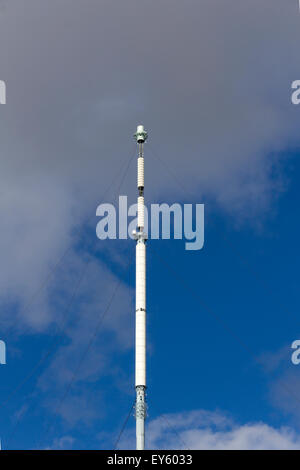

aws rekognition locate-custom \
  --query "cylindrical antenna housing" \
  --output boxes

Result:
[134,125,148,144]
[137,157,144,190]
[137,196,145,230]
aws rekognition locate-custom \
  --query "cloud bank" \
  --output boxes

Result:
[0,0,299,331]
[119,409,300,450]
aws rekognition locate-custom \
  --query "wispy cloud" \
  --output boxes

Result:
[120,409,300,450]
[257,342,300,425]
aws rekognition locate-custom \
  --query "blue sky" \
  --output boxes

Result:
[1,0,300,450]
[1,148,300,449]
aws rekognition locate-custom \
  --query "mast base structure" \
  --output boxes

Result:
[133,125,148,451]
[135,385,146,450]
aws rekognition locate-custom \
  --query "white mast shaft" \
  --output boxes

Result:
[133,126,148,451]
[135,242,146,386]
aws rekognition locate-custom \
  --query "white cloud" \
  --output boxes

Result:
[0,0,299,332]
[120,409,300,450]
[257,344,300,423]
[34,255,134,424]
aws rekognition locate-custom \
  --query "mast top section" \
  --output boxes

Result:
[134,125,148,143]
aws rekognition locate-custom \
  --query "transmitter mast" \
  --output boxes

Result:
[133,125,148,450]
